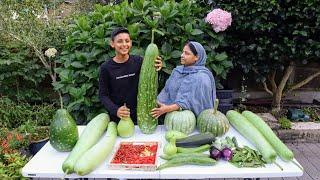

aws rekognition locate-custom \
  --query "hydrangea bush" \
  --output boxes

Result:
[205,8,232,33]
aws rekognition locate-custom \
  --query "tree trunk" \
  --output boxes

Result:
[261,62,294,112]
[272,90,282,112]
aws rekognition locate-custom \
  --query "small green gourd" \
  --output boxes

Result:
[117,116,135,138]
[163,138,177,156]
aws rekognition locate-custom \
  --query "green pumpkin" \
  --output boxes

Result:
[164,110,196,134]
[49,109,79,152]
[197,99,230,136]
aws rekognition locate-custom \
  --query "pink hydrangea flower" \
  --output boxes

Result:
[205,8,232,33]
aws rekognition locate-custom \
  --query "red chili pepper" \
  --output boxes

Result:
[111,143,158,164]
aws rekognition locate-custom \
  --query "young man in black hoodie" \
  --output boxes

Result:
[99,27,162,124]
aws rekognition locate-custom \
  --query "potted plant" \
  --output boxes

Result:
[0,128,27,155]
[17,121,49,156]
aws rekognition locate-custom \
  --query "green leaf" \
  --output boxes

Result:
[71,62,84,68]
[210,64,224,75]
[215,53,228,62]
[91,12,104,23]
[191,29,203,35]
[94,25,105,38]
[143,16,158,28]
[153,0,164,7]
[76,16,90,31]
[221,60,233,68]
[154,29,165,36]
[293,30,308,36]
[69,87,86,99]
[170,50,181,58]
[160,3,171,18]
[161,42,172,56]
[59,69,73,82]
[52,82,64,91]
[128,23,140,39]
[75,52,89,62]
[185,23,193,33]
[132,0,144,10]
[67,98,84,112]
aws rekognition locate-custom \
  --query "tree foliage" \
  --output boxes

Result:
[54,0,232,122]
[0,0,68,103]
[213,0,320,110]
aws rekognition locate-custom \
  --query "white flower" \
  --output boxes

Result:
[11,11,19,20]
[45,48,58,58]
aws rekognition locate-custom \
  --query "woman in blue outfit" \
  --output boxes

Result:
[151,41,216,118]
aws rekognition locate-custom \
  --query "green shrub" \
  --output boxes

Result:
[0,153,29,179]
[278,117,292,130]
[0,0,69,103]
[303,107,320,122]
[0,40,47,102]
[213,0,320,110]
[0,97,57,129]
[55,0,232,122]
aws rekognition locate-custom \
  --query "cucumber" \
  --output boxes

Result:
[165,130,187,142]
[177,144,211,153]
[242,111,294,161]
[157,156,216,170]
[226,110,277,163]
[62,113,110,174]
[74,122,117,176]
[176,133,215,147]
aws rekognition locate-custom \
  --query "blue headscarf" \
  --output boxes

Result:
[157,41,216,116]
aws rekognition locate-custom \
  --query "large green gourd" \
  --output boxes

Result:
[197,99,230,136]
[164,110,196,134]
[137,30,159,134]
[62,113,109,174]
[49,109,78,152]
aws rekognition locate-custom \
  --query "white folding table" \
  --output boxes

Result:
[22,125,303,179]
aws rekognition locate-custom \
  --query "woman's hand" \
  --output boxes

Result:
[154,56,162,71]
[151,102,168,119]
[117,105,130,119]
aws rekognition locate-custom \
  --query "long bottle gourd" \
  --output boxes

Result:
[137,29,159,134]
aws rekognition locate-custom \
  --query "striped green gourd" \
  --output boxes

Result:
[137,30,159,134]
[164,110,196,134]
[197,99,230,136]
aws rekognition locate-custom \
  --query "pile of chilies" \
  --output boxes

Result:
[111,144,158,164]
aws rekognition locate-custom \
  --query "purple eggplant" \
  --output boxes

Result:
[209,146,222,160]
[221,147,233,161]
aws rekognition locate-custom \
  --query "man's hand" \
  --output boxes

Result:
[151,101,168,119]
[154,56,162,71]
[117,105,130,119]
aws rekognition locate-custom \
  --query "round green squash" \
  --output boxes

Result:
[49,109,79,152]
[197,99,230,136]
[164,110,196,134]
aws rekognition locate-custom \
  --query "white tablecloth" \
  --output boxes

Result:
[22,125,303,179]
